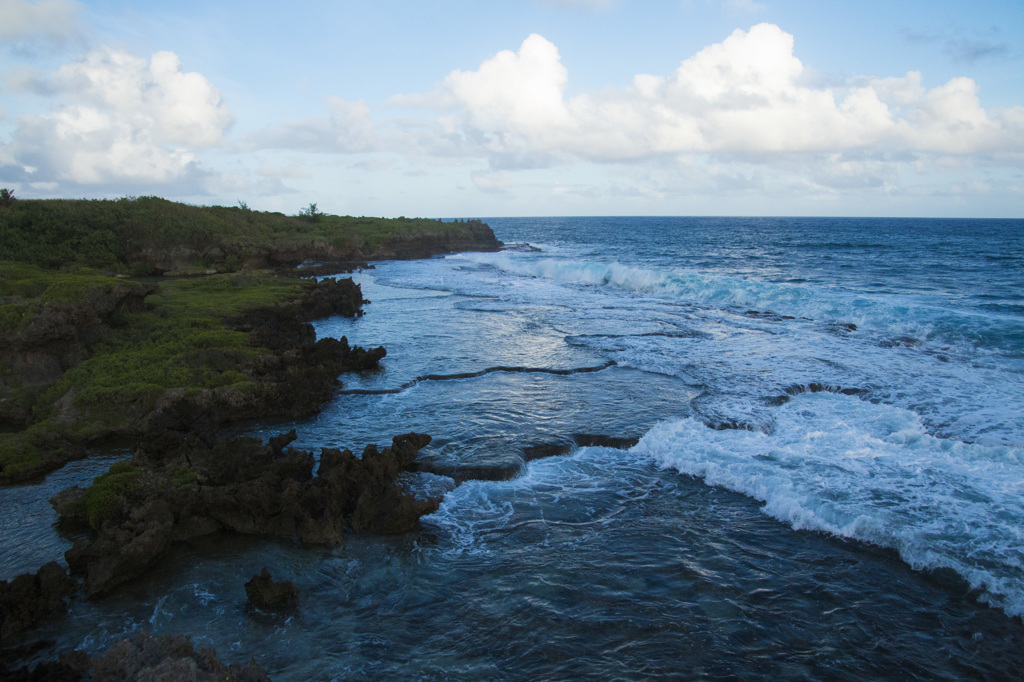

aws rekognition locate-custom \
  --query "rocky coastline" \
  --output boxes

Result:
[0,204,503,677]
[141,218,501,275]
[0,274,385,483]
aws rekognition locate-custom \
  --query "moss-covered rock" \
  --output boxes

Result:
[1,271,375,483]
[59,431,437,596]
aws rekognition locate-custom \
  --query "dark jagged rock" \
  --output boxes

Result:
[523,435,639,464]
[522,442,573,462]
[90,632,269,682]
[744,309,796,321]
[827,321,858,333]
[0,562,77,644]
[783,382,866,396]
[297,262,375,277]
[881,336,921,348]
[573,434,640,450]
[234,277,368,351]
[706,420,761,432]
[58,432,437,596]
[245,568,298,612]
[49,486,88,529]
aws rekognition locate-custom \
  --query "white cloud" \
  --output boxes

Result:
[445,34,572,139]
[417,25,1024,164]
[0,0,82,42]
[4,47,232,186]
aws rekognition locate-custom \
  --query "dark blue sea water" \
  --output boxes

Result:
[3,217,1024,679]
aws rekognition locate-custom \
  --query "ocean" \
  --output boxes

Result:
[4,216,1024,679]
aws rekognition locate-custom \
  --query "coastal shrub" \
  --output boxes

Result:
[170,465,199,491]
[0,197,483,270]
[25,273,303,431]
[84,489,119,530]
[0,423,75,482]
[0,435,41,482]
[82,461,142,529]
[0,303,26,333]
[0,262,133,305]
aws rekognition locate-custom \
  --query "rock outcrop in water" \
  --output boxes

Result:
[0,562,76,645]
[90,632,270,681]
[56,431,437,596]
[245,568,298,612]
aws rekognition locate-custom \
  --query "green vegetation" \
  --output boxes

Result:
[80,275,293,411]
[35,273,302,428]
[0,262,125,300]
[0,195,484,270]
[81,460,142,529]
[169,464,199,491]
[1,268,315,480]
[299,202,321,222]
[0,422,76,481]
[1,196,493,483]
[0,263,151,334]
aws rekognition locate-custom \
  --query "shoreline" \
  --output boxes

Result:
[0,199,502,676]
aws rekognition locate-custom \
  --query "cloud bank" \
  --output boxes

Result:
[3,47,233,188]
[2,19,1022,212]
[417,24,1024,166]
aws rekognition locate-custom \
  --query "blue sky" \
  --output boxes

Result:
[1,0,1022,217]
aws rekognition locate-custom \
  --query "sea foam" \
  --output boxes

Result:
[633,391,1024,617]
[459,252,1024,356]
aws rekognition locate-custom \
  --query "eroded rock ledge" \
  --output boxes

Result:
[53,431,437,596]
[1,632,270,681]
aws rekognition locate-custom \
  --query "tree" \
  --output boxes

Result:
[299,202,321,222]
[0,188,15,207]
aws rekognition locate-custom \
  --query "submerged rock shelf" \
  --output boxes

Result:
[338,360,618,395]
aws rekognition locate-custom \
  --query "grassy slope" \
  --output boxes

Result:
[1,196,481,482]
[1,267,313,481]
[0,196,485,271]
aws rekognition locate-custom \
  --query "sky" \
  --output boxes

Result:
[1,0,1022,218]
